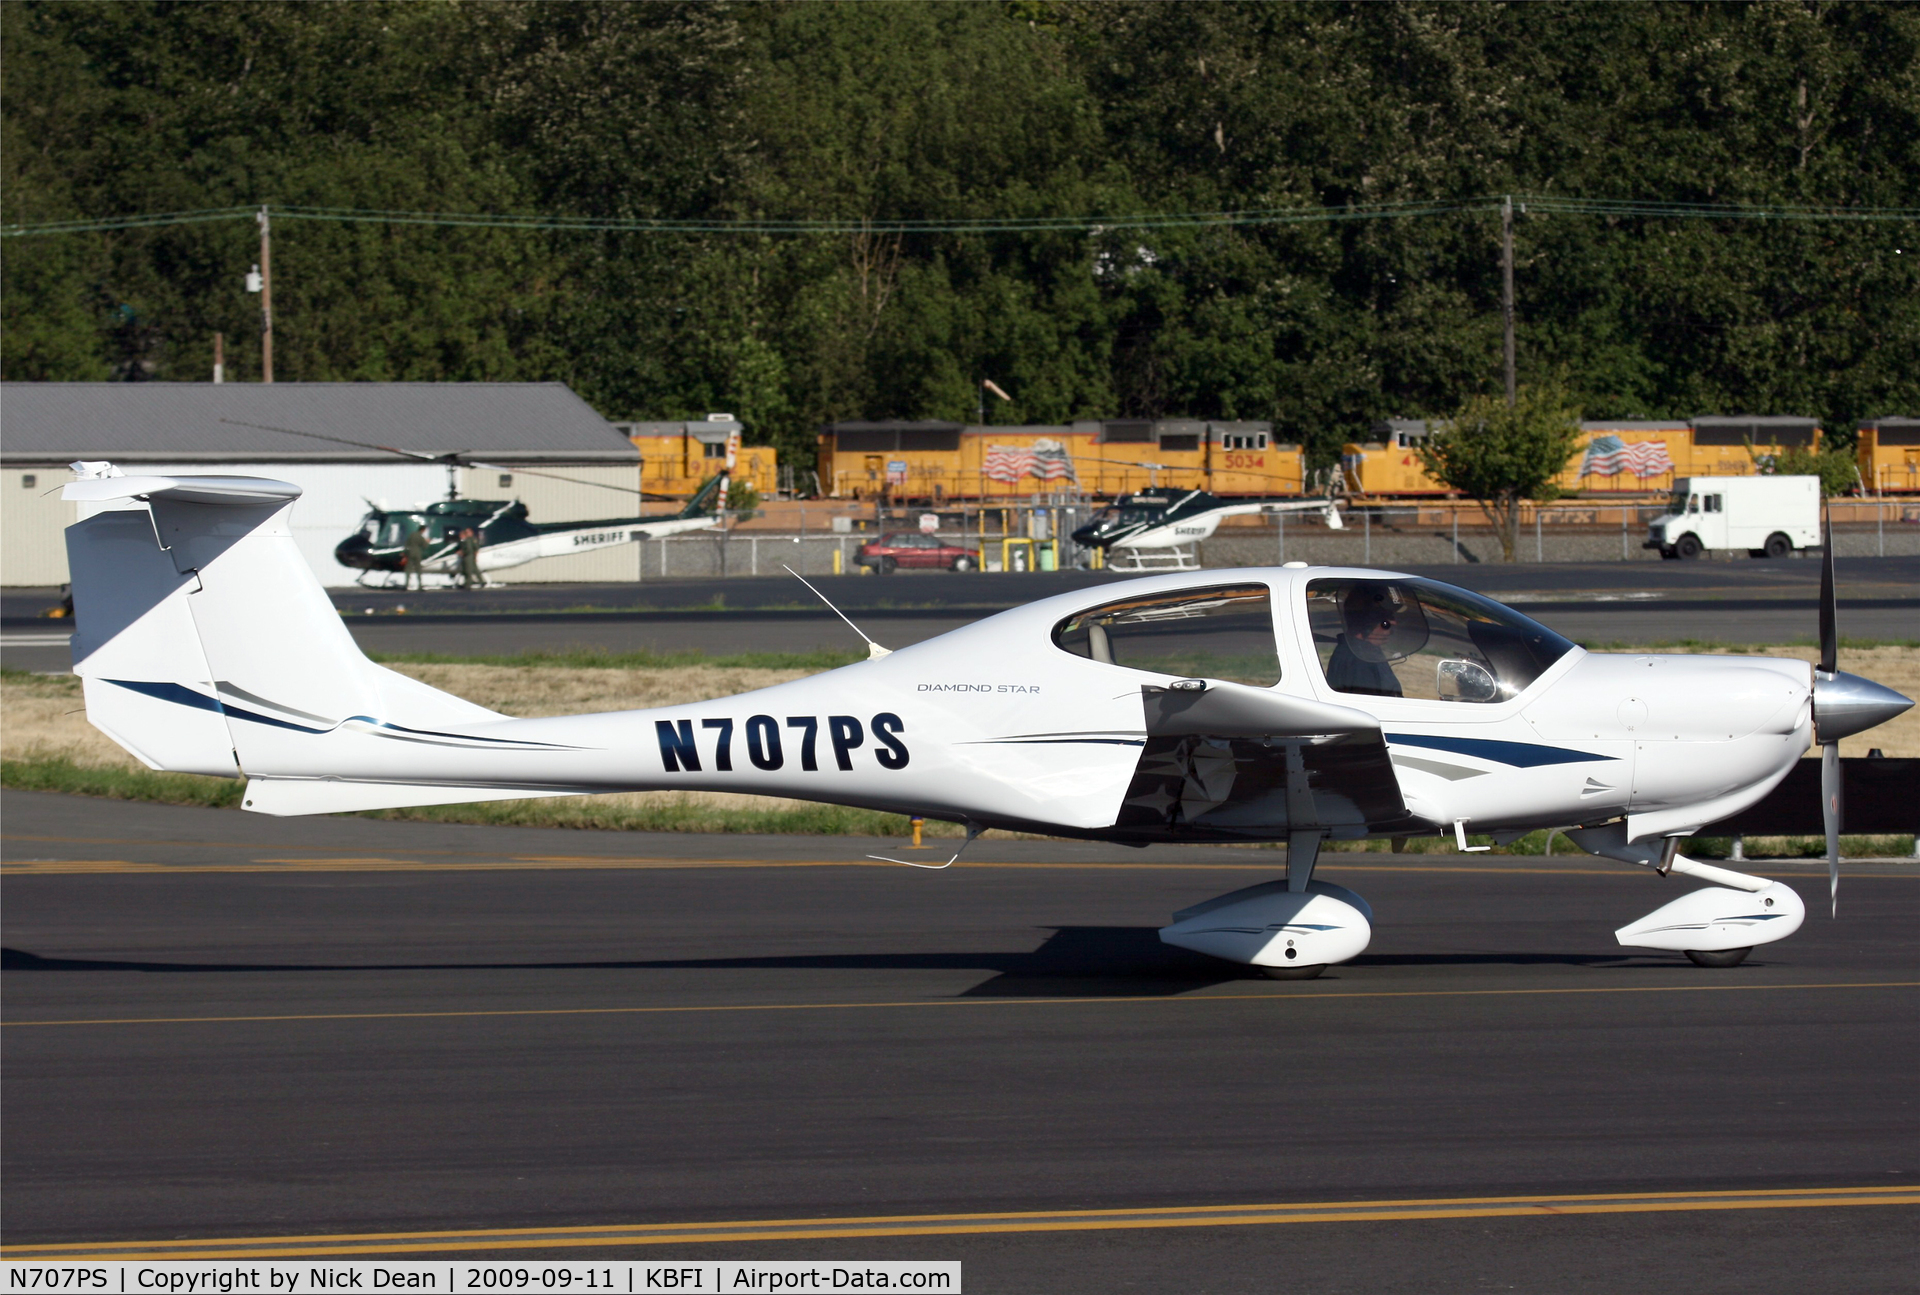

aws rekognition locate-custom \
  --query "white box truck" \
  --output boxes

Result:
[1643,475,1822,560]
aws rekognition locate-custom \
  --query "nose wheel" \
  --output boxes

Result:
[1261,963,1329,980]
[1684,947,1752,968]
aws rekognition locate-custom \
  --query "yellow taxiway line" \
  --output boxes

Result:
[6,1186,1917,1259]
[5,981,1914,1029]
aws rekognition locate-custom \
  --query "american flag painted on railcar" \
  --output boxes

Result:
[984,438,1076,483]
[1580,435,1675,479]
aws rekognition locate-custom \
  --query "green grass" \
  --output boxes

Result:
[0,757,245,808]
[366,646,865,671]
[8,756,1905,855]
[0,755,925,835]
[1320,828,1913,857]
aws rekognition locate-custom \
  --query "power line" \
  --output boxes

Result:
[4,195,1915,239]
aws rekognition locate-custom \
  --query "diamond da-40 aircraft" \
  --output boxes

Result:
[61,466,1911,976]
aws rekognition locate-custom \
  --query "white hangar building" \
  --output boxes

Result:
[1,382,647,587]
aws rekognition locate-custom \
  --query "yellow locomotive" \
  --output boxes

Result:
[816,420,1314,501]
[1339,416,1823,498]
[1857,418,1920,494]
[620,415,779,499]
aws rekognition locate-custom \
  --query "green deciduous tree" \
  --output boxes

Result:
[1417,385,1583,561]
[4,1,1917,481]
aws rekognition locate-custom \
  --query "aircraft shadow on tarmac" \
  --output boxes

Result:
[3,928,1648,997]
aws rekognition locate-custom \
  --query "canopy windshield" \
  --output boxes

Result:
[1055,583,1280,685]
[1305,577,1574,703]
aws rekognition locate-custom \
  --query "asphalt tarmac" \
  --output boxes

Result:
[4,790,1917,1288]
[5,557,1917,670]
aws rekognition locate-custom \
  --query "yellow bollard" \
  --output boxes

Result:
[911,817,925,848]
[832,547,843,575]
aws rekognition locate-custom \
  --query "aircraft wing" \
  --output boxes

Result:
[1115,680,1414,839]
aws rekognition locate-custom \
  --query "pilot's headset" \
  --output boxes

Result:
[1341,582,1430,663]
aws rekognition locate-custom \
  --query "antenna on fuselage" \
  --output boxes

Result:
[781,564,890,660]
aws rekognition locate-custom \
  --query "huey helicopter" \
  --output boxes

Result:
[220,418,730,586]
[58,463,1912,977]
[1072,487,1344,571]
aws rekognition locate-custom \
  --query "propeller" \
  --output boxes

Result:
[1817,504,1840,916]
[1807,512,1915,917]
[219,418,677,503]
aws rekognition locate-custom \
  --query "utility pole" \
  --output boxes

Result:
[257,206,273,383]
[1501,195,1515,407]
[213,332,225,384]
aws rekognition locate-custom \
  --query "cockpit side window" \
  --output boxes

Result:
[1305,577,1574,703]
[1053,583,1280,685]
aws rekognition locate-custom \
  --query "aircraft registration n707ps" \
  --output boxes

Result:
[60,464,1911,977]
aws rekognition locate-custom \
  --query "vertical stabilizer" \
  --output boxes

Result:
[63,470,507,786]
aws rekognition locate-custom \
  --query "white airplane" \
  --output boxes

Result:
[60,467,1910,976]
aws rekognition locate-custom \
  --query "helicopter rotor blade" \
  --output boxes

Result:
[224,418,673,502]
[220,418,445,464]
[458,458,671,502]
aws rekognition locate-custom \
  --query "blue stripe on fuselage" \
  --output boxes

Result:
[1384,732,1613,768]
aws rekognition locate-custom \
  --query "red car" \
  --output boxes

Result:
[855,532,980,573]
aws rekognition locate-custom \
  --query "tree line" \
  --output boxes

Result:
[3,0,1916,475]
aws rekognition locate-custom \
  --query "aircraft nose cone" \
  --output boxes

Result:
[1813,669,1915,743]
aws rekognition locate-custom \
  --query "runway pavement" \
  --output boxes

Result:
[5,557,1917,670]
[4,790,1917,1288]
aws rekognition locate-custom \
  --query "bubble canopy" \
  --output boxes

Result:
[1305,577,1576,703]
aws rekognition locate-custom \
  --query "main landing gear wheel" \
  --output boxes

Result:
[1685,947,1752,968]
[1675,533,1704,560]
[1261,963,1328,980]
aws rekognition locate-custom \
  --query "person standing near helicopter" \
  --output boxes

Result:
[403,522,432,592]
[457,527,483,589]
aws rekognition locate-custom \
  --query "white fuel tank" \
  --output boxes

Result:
[1159,879,1373,969]
[1614,882,1804,952]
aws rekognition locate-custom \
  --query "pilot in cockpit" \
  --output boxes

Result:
[1325,584,1407,697]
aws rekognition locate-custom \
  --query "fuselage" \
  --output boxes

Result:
[221,566,1815,844]
[334,500,718,574]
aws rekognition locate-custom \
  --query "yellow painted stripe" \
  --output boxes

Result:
[5,980,1913,1029]
[6,1186,1916,1259]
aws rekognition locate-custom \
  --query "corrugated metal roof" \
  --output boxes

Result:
[0,382,638,464]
